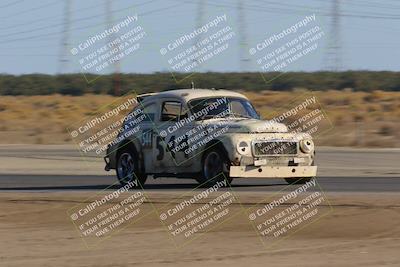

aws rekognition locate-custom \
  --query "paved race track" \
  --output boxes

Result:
[0,174,399,192]
[0,146,399,192]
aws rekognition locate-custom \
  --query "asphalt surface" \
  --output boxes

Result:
[1,145,399,192]
[0,174,399,192]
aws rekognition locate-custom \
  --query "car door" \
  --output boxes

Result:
[153,99,192,170]
[136,101,158,173]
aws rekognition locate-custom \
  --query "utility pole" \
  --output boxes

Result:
[106,0,120,96]
[237,0,250,72]
[193,0,206,67]
[58,0,72,73]
[326,0,342,71]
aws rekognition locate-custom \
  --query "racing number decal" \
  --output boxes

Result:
[141,129,153,148]
[156,134,189,161]
[155,135,174,160]
[156,136,164,160]
[167,135,176,159]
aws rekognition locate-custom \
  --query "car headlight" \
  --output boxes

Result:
[237,141,251,155]
[300,139,314,153]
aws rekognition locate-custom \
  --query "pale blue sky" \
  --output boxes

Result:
[0,0,399,74]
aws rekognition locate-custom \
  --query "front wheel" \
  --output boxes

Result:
[196,147,232,187]
[116,146,146,188]
[284,177,314,185]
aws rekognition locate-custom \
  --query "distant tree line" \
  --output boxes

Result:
[1,71,400,95]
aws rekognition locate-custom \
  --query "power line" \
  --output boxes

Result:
[3,0,400,41]
[0,1,105,30]
[319,0,400,10]
[0,0,155,32]
[181,0,400,20]
[0,0,158,39]
[0,0,59,20]
[0,0,24,9]
[0,2,180,44]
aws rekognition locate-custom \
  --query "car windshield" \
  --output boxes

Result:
[188,97,260,120]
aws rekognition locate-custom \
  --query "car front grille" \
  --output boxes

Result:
[253,141,298,156]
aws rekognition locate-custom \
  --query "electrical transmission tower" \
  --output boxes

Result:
[106,0,120,96]
[237,0,250,72]
[326,0,342,71]
[193,0,206,68]
[58,0,72,73]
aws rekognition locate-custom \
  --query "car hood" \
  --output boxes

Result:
[200,119,288,133]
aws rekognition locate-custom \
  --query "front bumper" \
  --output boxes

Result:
[230,165,317,178]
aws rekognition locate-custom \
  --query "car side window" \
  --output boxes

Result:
[230,100,248,115]
[161,101,182,122]
[142,102,156,121]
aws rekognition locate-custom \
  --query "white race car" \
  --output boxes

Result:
[104,89,317,187]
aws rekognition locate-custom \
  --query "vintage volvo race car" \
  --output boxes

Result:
[104,89,317,187]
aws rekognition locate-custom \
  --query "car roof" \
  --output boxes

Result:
[138,89,248,104]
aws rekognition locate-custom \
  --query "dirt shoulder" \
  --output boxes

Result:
[0,192,399,267]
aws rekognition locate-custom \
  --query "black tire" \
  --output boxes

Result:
[196,146,232,187]
[284,177,314,185]
[116,145,147,188]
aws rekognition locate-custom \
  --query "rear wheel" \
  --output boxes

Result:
[196,146,232,187]
[116,146,146,188]
[284,177,314,185]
